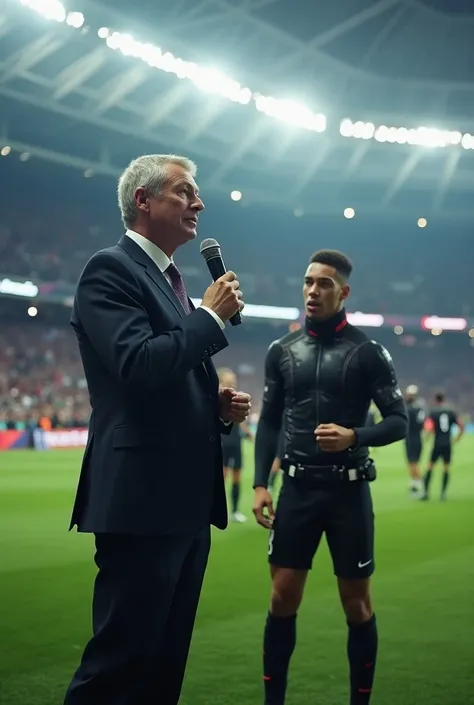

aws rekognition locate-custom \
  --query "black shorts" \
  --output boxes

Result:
[430,445,451,465]
[222,443,242,470]
[268,474,375,579]
[405,439,422,463]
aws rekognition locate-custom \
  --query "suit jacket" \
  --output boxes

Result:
[69,234,230,535]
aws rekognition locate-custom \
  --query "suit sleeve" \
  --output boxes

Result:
[353,341,408,448]
[254,341,285,488]
[73,252,228,391]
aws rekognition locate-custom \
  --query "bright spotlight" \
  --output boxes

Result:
[230,190,242,202]
[1,146,11,156]
[98,27,109,39]
[344,207,355,219]
[66,11,84,28]
[394,325,404,335]
[469,328,474,338]
[27,306,38,317]
[417,217,427,228]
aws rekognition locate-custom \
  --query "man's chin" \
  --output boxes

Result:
[180,225,197,241]
[305,306,324,320]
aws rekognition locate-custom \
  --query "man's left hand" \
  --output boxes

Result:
[219,387,252,424]
[315,424,356,452]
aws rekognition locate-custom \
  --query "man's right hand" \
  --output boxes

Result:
[252,487,275,529]
[201,272,244,322]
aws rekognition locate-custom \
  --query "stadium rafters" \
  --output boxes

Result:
[0,0,473,219]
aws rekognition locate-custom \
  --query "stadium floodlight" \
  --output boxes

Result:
[191,300,300,321]
[422,316,467,331]
[230,190,242,202]
[18,0,67,23]
[0,278,39,297]
[1,146,11,156]
[346,313,384,328]
[98,29,326,129]
[461,133,474,149]
[343,207,355,219]
[14,3,326,131]
[27,306,38,317]
[254,95,326,132]
[394,326,404,335]
[340,119,474,150]
[417,217,427,228]
[66,11,84,29]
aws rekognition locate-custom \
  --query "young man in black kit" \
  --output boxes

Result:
[404,384,426,496]
[421,392,464,501]
[252,250,408,705]
[219,368,254,522]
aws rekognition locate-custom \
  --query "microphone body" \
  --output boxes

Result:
[200,239,242,327]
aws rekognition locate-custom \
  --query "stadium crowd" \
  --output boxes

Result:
[1,201,473,317]
[1,320,473,429]
[1,190,473,428]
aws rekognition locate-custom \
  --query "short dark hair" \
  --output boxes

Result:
[435,392,445,403]
[310,249,353,281]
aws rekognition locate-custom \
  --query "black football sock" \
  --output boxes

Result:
[441,471,450,496]
[347,614,378,705]
[423,469,433,495]
[263,612,296,705]
[231,483,240,513]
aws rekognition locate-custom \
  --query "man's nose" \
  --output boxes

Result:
[192,196,205,212]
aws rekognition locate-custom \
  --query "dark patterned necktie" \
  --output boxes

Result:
[166,262,191,314]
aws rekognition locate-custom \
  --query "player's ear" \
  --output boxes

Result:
[341,283,350,302]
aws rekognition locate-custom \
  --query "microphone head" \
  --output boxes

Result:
[200,238,221,261]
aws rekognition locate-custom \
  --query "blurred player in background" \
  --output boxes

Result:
[404,385,425,496]
[421,392,464,501]
[219,368,254,522]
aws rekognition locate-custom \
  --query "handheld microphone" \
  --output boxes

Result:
[200,238,242,327]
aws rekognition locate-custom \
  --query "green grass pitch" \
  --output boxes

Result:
[0,439,473,705]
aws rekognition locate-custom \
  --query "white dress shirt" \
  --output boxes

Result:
[125,229,224,330]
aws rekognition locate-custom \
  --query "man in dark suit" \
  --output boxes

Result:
[63,154,251,705]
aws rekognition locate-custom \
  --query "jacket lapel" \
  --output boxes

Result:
[118,235,184,319]
[118,236,218,391]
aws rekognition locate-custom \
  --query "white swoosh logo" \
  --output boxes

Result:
[358,560,372,568]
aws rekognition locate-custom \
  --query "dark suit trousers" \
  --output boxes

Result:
[64,528,211,705]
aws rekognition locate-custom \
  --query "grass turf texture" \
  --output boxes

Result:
[0,440,473,705]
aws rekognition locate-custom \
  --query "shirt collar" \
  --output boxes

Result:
[125,229,172,273]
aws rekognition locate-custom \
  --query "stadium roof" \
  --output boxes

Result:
[1,0,473,219]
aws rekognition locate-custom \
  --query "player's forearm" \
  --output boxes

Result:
[354,411,407,448]
[254,416,280,488]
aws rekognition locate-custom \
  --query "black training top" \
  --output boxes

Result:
[254,309,408,488]
[429,406,459,448]
[406,400,426,443]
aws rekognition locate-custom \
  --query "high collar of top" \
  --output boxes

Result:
[305,308,347,339]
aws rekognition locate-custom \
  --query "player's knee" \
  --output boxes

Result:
[342,596,372,625]
[270,572,306,617]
